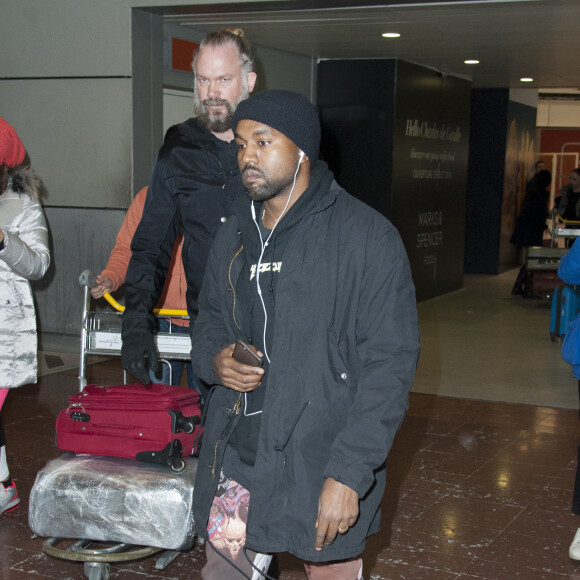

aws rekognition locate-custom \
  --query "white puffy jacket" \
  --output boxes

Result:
[0,169,50,388]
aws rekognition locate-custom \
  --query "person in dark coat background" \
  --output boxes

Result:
[191,90,420,579]
[558,168,580,224]
[510,169,552,248]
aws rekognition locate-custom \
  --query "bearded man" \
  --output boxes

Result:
[121,29,257,388]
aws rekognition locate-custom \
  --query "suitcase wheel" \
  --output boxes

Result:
[169,457,186,473]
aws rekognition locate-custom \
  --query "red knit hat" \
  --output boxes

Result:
[0,117,26,168]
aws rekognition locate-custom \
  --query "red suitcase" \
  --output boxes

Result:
[56,384,202,472]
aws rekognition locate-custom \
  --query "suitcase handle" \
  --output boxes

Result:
[66,402,86,413]
[169,410,201,434]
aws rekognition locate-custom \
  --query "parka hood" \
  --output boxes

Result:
[7,166,42,201]
[231,160,338,237]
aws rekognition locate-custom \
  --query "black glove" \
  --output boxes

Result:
[121,332,160,385]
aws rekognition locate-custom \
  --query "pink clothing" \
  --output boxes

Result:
[0,389,8,410]
[101,187,188,326]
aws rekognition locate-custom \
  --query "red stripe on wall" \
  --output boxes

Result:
[172,38,199,73]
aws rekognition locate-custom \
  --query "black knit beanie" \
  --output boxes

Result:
[232,90,321,162]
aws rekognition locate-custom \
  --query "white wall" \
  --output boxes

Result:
[509,88,538,108]
[537,100,580,127]
[0,1,317,335]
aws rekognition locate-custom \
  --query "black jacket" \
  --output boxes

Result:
[122,118,241,336]
[191,161,421,561]
[510,184,549,247]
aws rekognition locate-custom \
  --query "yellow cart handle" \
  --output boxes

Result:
[102,292,188,317]
[556,216,580,227]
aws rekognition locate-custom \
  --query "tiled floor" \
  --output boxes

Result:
[3,362,580,579]
[2,271,580,579]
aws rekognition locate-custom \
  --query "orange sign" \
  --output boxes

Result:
[172,38,199,72]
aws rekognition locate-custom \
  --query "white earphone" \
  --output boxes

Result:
[245,147,305,418]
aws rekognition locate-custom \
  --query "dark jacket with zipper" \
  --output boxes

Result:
[191,161,420,562]
[122,118,241,337]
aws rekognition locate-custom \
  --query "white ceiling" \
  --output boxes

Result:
[162,0,580,92]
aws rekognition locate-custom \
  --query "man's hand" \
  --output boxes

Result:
[121,332,160,385]
[90,275,114,299]
[214,343,264,392]
[314,478,359,551]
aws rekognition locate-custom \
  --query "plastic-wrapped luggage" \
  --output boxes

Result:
[28,454,197,550]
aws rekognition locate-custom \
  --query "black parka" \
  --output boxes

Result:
[123,118,240,337]
[191,161,420,561]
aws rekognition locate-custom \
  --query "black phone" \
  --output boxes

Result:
[232,339,263,367]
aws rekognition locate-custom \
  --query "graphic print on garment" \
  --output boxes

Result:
[250,261,282,281]
[207,475,250,561]
[206,474,273,579]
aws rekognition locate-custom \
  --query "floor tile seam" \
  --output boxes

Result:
[374,554,474,576]
[386,503,434,527]
[484,457,578,470]
[114,567,172,579]
[404,512,519,538]
[486,504,528,538]
[470,553,573,576]
[408,490,524,532]
[422,447,524,463]
[469,454,561,473]
[457,454,494,478]
[2,543,43,555]
[478,532,569,576]
[459,562,570,579]
[489,432,576,466]
[444,487,547,510]
[463,436,546,475]
[6,415,57,429]
[5,549,54,571]
[384,549,485,578]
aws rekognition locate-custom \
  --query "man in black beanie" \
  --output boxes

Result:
[191,90,420,579]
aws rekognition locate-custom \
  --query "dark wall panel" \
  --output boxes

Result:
[392,61,471,301]
[464,89,509,274]
[318,60,396,219]
[317,59,471,302]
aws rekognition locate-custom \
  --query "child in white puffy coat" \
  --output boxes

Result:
[0,117,50,515]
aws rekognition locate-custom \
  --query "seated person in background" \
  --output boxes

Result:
[558,168,580,224]
[510,169,551,248]
[91,186,201,396]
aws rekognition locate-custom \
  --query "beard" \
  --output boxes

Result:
[242,165,296,202]
[193,86,249,134]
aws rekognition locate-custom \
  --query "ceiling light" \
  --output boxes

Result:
[520,77,534,82]
[464,60,479,65]
[382,32,401,38]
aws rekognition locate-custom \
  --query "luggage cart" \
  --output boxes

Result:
[551,211,580,248]
[33,272,198,580]
[77,270,192,390]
